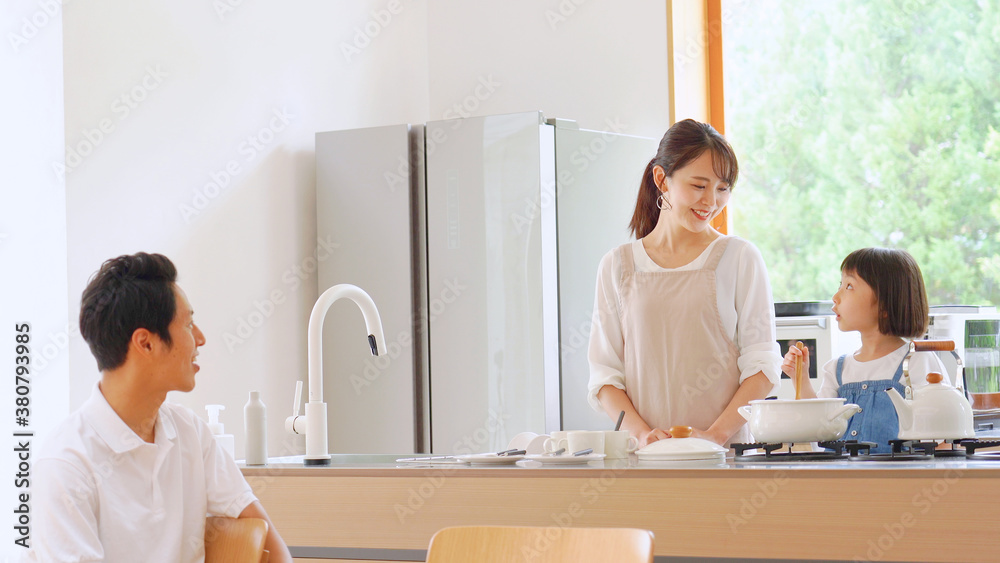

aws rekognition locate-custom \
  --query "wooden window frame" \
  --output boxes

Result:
[667,0,729,234]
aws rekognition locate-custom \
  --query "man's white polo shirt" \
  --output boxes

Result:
[25,384,257,562]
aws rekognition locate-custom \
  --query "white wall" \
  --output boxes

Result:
[62,0,430,461]
[53,1,669,461]
[426,1,669,138]
[0,0,69,555]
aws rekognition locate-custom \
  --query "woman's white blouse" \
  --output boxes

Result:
[587,236,782,412]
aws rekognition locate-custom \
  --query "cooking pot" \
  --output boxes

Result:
[635,426,728,462]
[738,398,861,443]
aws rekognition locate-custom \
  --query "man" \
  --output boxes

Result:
[27,252,292,562]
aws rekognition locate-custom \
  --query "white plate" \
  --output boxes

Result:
[637,451,726,462]
[455,453,525,465]
[524,453,605,465]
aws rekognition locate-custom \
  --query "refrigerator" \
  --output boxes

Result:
[316,111,657,454]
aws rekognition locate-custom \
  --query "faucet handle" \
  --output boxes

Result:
[292,380,303,416]
[286,380,306,435]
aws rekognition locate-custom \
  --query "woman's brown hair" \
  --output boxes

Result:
[629,119,739,239]
[841,248,930,338]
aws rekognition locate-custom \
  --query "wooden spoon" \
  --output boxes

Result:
[794,341,806,400]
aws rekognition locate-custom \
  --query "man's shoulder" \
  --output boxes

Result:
[36,410,100,474]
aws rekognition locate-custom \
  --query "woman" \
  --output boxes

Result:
[587,119,781,447]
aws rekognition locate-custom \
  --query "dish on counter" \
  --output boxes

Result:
[636,451,726,463]
[634,426,728,462]
[507,432,551,455]
[455,453,525,465]
[524,453,605,465]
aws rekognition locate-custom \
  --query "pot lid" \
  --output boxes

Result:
[636,426,728,460]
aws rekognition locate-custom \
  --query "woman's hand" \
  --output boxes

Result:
[688,427,725,445]
[638,428,671,448]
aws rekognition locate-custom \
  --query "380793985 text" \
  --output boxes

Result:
[14,323,33,549]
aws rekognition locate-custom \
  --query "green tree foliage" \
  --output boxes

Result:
[723,0,1000,306]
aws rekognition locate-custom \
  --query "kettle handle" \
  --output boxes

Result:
[912,340,955,352]
[738,405,752,421]
[905,340,963,397]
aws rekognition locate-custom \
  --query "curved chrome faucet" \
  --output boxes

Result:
[286,284,386,465]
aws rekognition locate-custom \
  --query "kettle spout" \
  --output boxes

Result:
[885,387,913,431]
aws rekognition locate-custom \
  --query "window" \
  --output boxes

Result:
[723,0,1000,306]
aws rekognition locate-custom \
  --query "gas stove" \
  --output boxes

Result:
[730,439,1000,463]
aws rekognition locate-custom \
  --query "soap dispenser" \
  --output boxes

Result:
[205,405,235,459]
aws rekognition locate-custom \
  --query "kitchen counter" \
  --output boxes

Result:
[242,455,1000,562]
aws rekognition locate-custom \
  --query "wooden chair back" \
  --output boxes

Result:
[425,525,654,562]
[204,517,270,563]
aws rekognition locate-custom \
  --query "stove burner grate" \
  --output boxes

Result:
[847,440,935,461]
[731,441,858,462]
[732,439,1000,462]
[847,439,993,461]
[958,439,1000,461]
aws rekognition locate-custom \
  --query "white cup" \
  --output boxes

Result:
[506,432,538,452]
[543,431,569,453]
[524,434,549,455]
[603,430,639,459]
[567,430,605,456]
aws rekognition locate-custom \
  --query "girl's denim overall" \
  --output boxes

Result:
[836,354,907,454]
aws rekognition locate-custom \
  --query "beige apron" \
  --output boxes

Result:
[618,237,749,446]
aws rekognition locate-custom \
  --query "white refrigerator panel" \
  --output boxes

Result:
[315,124,426,454]
[554,124,658,432]
[426,112,557,453]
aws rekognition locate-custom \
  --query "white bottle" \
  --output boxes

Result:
[244,391,267,466]
[205,405,235,459]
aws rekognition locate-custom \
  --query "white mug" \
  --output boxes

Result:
[524,434,550,455]
[543,431,569,454]
[603,430,639,459]
[567,430,605,456]
[506,431,539,452]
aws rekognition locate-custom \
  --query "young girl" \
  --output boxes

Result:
[783,248,946,453]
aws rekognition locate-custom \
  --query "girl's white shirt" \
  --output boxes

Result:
[587,236,782,412]
[815,341,949,399]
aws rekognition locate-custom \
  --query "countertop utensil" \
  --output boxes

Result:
[614,410,625,431]
[573,448,593,456]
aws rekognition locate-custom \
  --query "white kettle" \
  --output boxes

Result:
[885,372,975,440]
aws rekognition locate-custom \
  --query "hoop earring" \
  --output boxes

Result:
[656,192,672,211]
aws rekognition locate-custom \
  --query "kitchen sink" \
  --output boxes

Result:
[260,454,418,466]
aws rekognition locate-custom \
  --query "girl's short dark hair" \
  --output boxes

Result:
[629,119,739,239]
[841,248,929,338]
[79,252,178,371]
